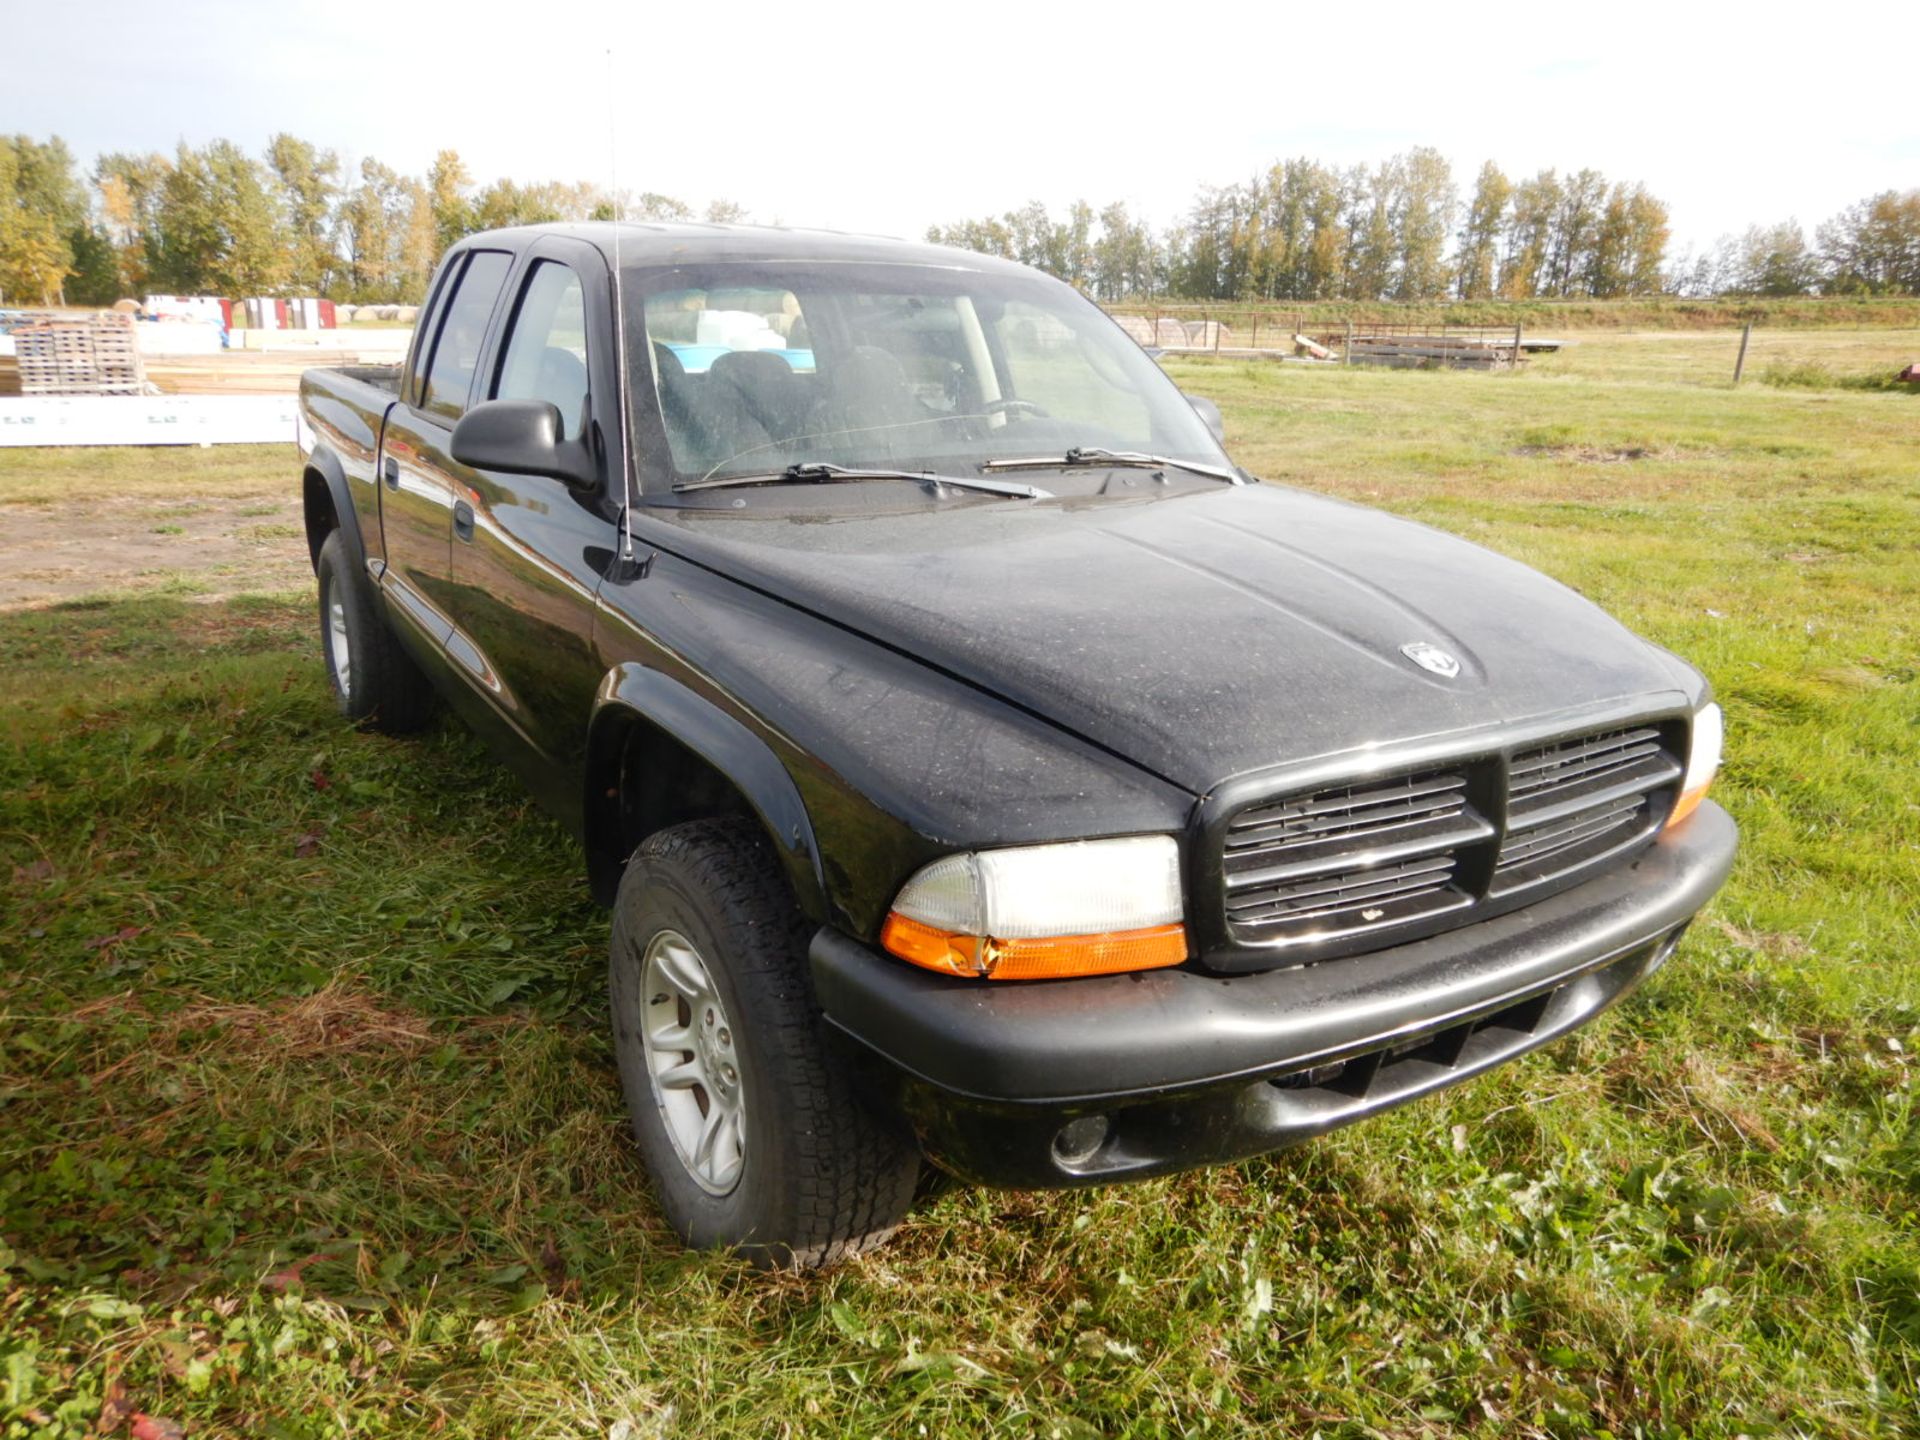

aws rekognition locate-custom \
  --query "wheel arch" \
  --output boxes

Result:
[302,447,363,576]
[585,665,829,921]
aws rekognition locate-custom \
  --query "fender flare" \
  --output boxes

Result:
[586,664,829,921]
[301,444,366,576]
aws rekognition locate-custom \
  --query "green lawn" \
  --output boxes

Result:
[2,342,1917,1437]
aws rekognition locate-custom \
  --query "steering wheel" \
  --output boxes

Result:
[982,397,1050,420]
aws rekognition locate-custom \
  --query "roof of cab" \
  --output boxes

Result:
[448,221,1031,275]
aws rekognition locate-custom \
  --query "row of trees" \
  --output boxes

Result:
[1669,192,1920,297]
[4,132,1918,307]
[0,133,741,306]
[929,151,1920,304]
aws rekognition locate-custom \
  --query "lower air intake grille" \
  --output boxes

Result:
[1492,726,1683,895]
[1222,769,1492,946]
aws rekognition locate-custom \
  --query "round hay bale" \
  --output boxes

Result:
[393,306,418,323]
[111,298,142,315]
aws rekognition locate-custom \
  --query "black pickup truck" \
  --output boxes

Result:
[296,223,1735,1267]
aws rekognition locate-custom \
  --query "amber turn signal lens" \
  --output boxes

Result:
[1665,703,1723,831]
[880,912,1189,981]
[1667,782,1712,829]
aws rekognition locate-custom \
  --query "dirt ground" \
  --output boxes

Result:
[0,451,313,609]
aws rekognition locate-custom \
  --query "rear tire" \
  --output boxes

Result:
[609,818,921,1268]
[315,529,433,733]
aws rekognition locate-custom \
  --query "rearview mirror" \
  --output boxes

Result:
[1185,393,1226,447]
[450,400,598,491]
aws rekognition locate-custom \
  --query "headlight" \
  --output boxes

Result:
[1667,702,1723,829]
[880,835,1187,981]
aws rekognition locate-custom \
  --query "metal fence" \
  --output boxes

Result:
[1099,305,1543,370]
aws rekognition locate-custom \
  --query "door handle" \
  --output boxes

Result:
[453,499,475,542]
[382,457,400,489]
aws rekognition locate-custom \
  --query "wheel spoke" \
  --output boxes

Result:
[716,1109,743,1170]
[652,942,710,1006]
[655,1058,704,1091]
[693,1101,726,1168]
[646,1021,693,1050]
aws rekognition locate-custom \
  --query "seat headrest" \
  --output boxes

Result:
[708,349,795,390]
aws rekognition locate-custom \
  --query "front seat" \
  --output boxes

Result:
[707,350,804,442]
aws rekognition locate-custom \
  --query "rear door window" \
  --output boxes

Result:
[420,250,511,421]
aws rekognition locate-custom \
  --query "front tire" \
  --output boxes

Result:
[315,529,433,733]
[609,818,920,1268]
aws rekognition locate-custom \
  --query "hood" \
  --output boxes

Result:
[645,484,1696,795]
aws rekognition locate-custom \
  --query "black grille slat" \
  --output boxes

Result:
[1227,854,1457,920]
[1223,772,1489,893]
[1227,795,1462,851]
[1223,765,1483,945]
[1493,725,1681,895]
[1508,752,1679,827]
[1510,745,1661,800]
[1231,772,1467,832]
[1509,726,1661,784]
[1247,889,1472,932]
[1227,775,1468,853]
[1497,800,1643,866]
[1224,812,1493,888]
[1221,719,1684,954]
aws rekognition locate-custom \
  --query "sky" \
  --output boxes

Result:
[10,0,1917,256]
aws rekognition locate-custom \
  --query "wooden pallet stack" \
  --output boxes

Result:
[1346,332,1521,371]
[12,312,147,396]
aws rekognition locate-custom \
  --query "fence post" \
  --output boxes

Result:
[1733,322,1753,383]
[1513,322,1523,371]
[1213,310,1221,355]
[1344,318,1353,366]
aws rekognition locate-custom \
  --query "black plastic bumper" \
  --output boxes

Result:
[811,801,1737,1188]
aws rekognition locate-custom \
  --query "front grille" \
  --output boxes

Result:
[1493,727,1682,895]
[1223,769,1491,946]
[1219,718,1684,955]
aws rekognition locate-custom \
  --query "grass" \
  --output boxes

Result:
[0,447,291,507]
[2,333,1918,1437]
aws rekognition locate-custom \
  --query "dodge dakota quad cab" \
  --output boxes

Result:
[296,223,1736,1268]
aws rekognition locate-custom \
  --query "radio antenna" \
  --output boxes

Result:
[607,46,635,564]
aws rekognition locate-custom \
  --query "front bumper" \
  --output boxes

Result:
[812,801,1737,1187]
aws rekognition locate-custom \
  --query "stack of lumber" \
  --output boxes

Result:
[3,343,406,397]
[142,349,376,396]
[1347,333,1521,370]
[11,312,146,395]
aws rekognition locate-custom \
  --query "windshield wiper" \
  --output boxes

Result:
[980,447,1244,484]
[674,462,1052,499]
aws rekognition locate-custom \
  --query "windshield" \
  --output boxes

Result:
[625,261,1228,493]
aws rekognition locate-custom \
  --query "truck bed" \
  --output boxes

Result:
[329,364,403,395]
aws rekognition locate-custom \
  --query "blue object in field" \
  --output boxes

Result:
[666,343,814,375]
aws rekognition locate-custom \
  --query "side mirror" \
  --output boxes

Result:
[1185,393,1227,447]
[450,399,598,491]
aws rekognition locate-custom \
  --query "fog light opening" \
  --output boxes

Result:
[1051,1114,1112,1169]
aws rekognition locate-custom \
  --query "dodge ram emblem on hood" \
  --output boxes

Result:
[1400,641,1461,678]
